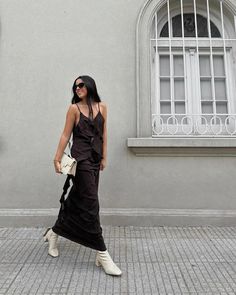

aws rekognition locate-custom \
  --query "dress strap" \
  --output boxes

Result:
[75,103,81,113]
[98,102,100,112]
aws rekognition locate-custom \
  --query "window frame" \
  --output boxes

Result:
[151,3,236,137]
[151,46,235,137]
[127,0,236,155]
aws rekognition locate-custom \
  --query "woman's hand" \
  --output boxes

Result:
[54,160,62,174]
[100,158,107,171]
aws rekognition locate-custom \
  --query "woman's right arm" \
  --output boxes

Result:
[53,104,77,173]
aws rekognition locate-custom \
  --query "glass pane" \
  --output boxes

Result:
[201,115,213,124]
[174,79,185,100]
[175,102,185,114]
[201,102,213,114]
[198,15,220,37]
[172,14,196,37]
[216,102,228,114]
[160,22,169,37]
[199,56,211,76]
[161,115,171,124]
[160,78,170,100]
[174,55,184,76]
[210,21,221,38]
[172,14,184,37]
[213,56,225,76]
[200,79,212,100]
[160,14,221,38]
[160,102,171,114]
[215,79,226,100]
[160,56,170,76]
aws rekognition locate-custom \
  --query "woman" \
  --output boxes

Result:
[43,75,122,276]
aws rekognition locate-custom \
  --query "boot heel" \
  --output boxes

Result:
[95,256,101,267]
[43,228,50,242]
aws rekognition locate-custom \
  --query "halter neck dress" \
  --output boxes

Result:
[52,102,107,251]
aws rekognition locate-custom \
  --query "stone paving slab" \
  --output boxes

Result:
[0,226,236,294]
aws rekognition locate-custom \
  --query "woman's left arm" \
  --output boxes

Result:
[100,102,107,170]
[53,104,76,173]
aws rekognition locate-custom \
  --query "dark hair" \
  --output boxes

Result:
[71,75,101,120]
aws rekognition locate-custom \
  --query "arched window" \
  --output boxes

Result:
[150,0,236,136]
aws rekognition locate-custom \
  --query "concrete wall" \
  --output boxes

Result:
[1,0,236,226]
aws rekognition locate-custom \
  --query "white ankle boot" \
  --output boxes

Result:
[95,250,122,276]
[43,228,59,257]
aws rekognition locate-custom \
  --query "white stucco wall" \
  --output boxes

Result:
[1,0,236,226]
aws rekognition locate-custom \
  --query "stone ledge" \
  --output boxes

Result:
[127,137,236,156]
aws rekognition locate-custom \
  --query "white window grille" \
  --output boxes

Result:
[151,0,236,137]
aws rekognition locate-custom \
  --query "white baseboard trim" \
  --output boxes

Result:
[1,208,236,217]
[100,208,236,217]
[0,208,59,216]
[0,208,236,227]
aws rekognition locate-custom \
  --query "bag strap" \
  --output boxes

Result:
[68,140,72,152]
[64,133,73,157]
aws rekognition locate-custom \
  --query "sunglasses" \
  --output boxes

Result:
[75,82,85,89]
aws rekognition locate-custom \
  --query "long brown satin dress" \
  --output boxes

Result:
[52,102,107,251]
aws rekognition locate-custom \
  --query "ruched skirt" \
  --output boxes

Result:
[52,159,107,251]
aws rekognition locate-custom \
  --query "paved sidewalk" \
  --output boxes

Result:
[0,226,236,294]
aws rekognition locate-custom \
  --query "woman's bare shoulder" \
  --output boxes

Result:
[99,101,107,121]
[99,101,107,109]
[68,103,78,112]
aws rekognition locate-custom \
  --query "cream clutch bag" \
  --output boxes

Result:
[60,153,77,176]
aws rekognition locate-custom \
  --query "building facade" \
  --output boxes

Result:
[1,0,236,226]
